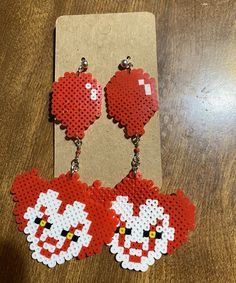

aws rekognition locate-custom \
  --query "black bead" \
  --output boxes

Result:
[115,227,120,233]
[34,217,41,224]
[156,232,162,239]
[72,235,79,242]
[61,230,68,237]
[45,222,52,229]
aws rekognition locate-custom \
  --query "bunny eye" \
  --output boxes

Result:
[115,226,132,235]
[143,230,162,239]
[34,217,52,229]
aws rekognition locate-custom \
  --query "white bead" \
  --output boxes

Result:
[90,89,97,95]
[85,83,91,89]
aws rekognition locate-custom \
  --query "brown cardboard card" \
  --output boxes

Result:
[54,12,162,187]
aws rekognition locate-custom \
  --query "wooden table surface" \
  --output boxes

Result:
[0,1,235,282]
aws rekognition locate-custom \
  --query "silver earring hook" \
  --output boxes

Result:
[120,56,133,71]
[78,57,88,73]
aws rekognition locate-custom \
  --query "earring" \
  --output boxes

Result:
[11,58,118,268]
[90,57,195,272]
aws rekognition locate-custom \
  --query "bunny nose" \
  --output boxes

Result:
[130,242,142,249]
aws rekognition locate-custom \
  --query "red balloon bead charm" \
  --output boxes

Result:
[105,69,158,137]
[52,72,102,139]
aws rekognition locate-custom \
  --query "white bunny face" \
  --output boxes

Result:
[24,189,92,267]
[109,196,175,272]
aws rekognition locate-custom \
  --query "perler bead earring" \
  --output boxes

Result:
[11,58,118,268]
[90,57,196,272]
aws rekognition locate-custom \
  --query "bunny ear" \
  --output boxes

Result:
[11,169,48,231]
[158,190,195,254]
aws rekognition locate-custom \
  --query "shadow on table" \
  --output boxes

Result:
[0,240,29,283]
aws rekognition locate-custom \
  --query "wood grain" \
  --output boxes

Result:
[0,0,235,282]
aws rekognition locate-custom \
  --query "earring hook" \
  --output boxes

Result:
[78,57,88,73]
[119,56,133,71]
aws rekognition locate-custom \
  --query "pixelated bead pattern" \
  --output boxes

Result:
[11,169,118,267]
[52,72,102,139]
[105,69,158,137]
[90,171,195,272]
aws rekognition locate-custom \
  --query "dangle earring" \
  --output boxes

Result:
[91,57,195,272]
[11,58,118,268]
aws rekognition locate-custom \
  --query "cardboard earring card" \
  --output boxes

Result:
[54,12,162,188]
